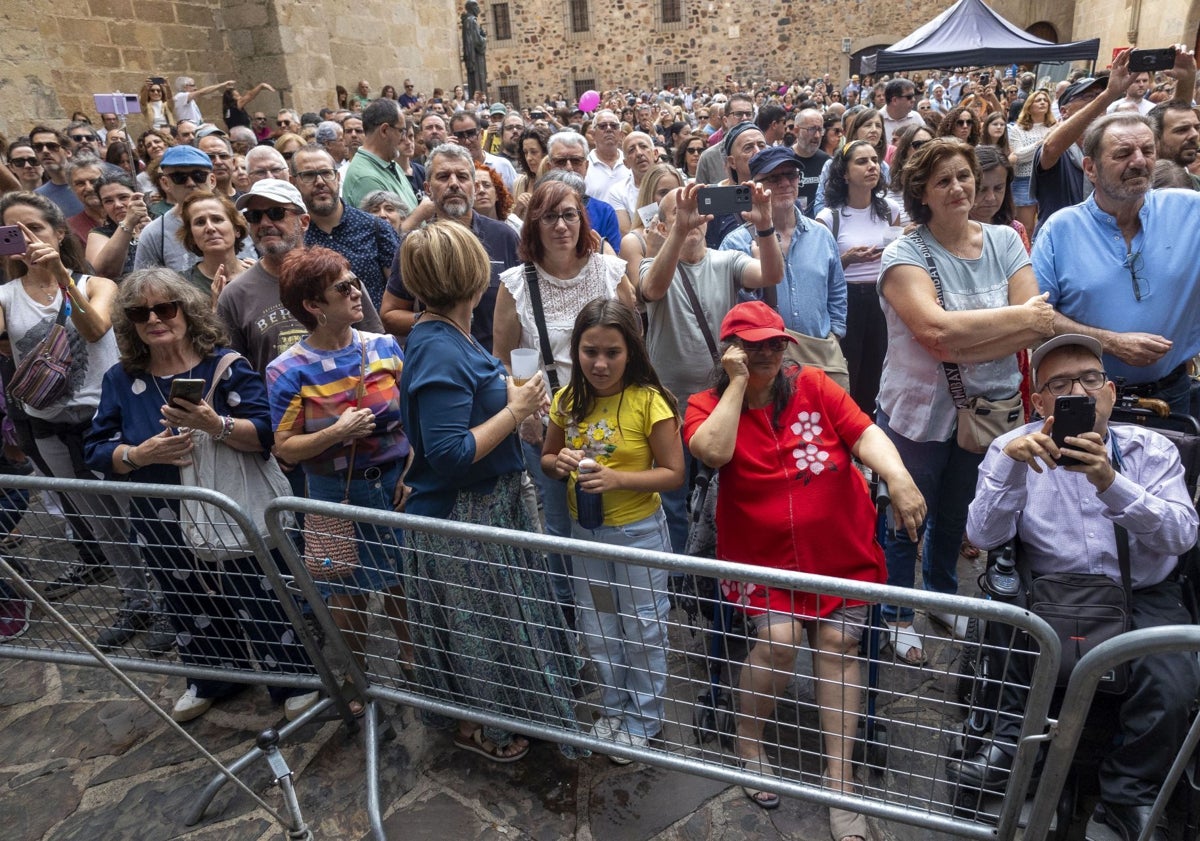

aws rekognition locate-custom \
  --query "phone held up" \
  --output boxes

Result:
[697,185,751,217]
[1051,394,1096,468]
[168,378,205,409]
[1128,47,1176,73]
[0,225,27,257]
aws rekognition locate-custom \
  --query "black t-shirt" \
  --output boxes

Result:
[797,150,830,218]
[223,95,250,129]
[1030,145,1086,236]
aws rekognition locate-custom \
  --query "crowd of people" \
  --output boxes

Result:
[1,47,1199,841]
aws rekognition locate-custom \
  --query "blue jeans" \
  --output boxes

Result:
[658,443,693,555]
[306,464,403,595]
[522,438,574,604]
[877,410,984,624]
[571,508,671,739]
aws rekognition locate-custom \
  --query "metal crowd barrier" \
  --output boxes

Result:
[264,495,1065,841]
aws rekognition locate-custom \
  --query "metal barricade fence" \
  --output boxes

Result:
[0,473,355,837]
[1025,625,1200,841]
[265,495,1065,841]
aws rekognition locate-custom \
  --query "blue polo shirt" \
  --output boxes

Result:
[387,211,519,352]
[304,202,400,311]
[1033,189,1200,385]
[586,196,622,254]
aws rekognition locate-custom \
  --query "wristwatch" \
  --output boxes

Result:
[121,446,140,470]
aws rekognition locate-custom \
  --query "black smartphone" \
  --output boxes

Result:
[168,378,205,408]
[0,225,26,257]
[1051,395,1096,467]
[697,185,752,217]
[150,76,167,85]
[1128,47,1176,72]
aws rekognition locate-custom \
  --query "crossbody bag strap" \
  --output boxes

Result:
[675,263,720,365]
[1111,434,1134,607]
[202,352,243,404]
[523,262,560,392]
[909,229,969,410]
[340,335,368,503]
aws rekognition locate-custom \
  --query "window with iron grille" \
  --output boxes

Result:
[492,3,512,41]
[569,0,589,33]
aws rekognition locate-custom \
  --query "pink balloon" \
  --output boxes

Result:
[579,90,600,112]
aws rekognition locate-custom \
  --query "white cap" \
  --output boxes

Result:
[234,179,307,213]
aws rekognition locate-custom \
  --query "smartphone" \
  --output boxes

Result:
[1128,47,1176,73]
[697,185,751,217]
[0,225,26,257]
[150,76,166,85]
[168,378,206,408]
[1051,395,1096,467]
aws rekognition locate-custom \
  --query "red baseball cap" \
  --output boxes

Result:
[719,301,797,344]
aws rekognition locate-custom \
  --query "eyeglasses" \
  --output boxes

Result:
[538,209,582,226]
[71,134,96,143]
[1125,251,1146,301]
[296,168,338,184]
[729,111,754,121]
[8,157,38,168]
[955,119,975,127]
[796,125,823,134]
[404,85,414,89]
[125,301,181,323]
[163,169,211,185]
[32,141,62,153]
[686,146,704,154]
[742,338,787,353]
[249,165,289,178]
[243,206,292,224]
[1040,370,1108,396]
[452,128,479,140]
[327,277,359,298]
[550,155,586,168]
[595,122,620,130]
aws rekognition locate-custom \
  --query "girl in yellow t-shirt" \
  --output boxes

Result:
[542,298,684,761]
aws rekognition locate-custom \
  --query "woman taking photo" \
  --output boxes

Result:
[684,301,923,833]
[139,79,175,131]
[222,82,275,131]
[399,221,581,762]
[877,139,1053,664]
[177,190,253,300]
[618,163,684,290]
[268,247,412,708]
[0,192,160,650]
[494,180,635,609]
[85,268,319,722]
[1006,89,1055,234]
[87,171,151,279]
[816,140,901,417]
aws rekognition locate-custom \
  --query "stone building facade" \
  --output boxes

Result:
[481,0,1199,107]
[0,0,460,138]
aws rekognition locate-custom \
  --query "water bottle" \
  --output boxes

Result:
[984,544,1022,600]
[575,458,605,529]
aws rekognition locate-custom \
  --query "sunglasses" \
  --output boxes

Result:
[595,122,620,130]
[910,139,929,150]
[742,338,787,353]
[164,170,210,185]
[686,146,704,154]
[9,157,38,168]
[452,128,480,140]
[327,278,359,298]
[243,206,291,224]
[956,119,975,127]
[32,141,62,153]
[71,134,96,143]
[125,301,181,323]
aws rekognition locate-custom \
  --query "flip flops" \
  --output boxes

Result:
[453,728,530,763]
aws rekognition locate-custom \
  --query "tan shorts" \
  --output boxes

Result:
[747,603,870,644]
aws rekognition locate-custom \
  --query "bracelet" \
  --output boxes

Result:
[119,221,132,234]
[503,405,520,431]
[211,415,235,442]
[121,446,141,470]
[755,226,776,238]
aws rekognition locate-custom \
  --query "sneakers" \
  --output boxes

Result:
[589,715,623,742]
[608,729,649,766]
[0,597,31,641]
[283,690,321,722]
[143,614,177,654]
[95,604,151,651]
[43,561,113,600]
[172,684,214,723]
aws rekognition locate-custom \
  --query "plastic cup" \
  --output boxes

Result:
[510,348,540,385]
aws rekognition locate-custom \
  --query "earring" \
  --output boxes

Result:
[317,312,328,326]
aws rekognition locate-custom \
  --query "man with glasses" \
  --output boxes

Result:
[790,108,830,216]
[341,98,417,211]
[398,79,420,111]
[245,146,291,185]
[482,103,508,155]
[544,131,621,253]
[955,333,1198,841]
[251,112,272,143]
[173,76,234,124]
[30,125,83,216]
[197,133,239,199]
[696,92,754,185]
[65,121,100,157]
[1034,111,1200,418]
[134,145,253,273]
[219,179,383,375]
[881,79,924,148]
[496,111,526,167]
[381,144,518,349]
[292,145,399,311]
[276,110,301,134]
[448,110,517,191]
[585,109,628,201]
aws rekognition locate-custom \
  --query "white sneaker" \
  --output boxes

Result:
[589,715,622,741]
[608,729,648,766]
[284,690,321,722]
[172,685,214,723]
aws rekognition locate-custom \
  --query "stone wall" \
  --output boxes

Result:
[0,0,460,140]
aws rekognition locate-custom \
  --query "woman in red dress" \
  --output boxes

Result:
[684,301,924,840]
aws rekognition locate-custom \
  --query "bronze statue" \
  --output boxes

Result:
[461,0,488,99]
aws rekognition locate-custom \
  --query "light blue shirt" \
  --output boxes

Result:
[1033,189,1200,385]
[719,206,847,339]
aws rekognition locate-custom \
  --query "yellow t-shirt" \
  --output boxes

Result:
[550,383,678,527]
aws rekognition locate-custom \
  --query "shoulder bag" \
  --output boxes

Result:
[909,230,1022,453]
[8,274,81,411]
[179,352,294,562]
[523,261,561,392]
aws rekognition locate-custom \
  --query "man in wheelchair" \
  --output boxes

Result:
[949,334,1200,841]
